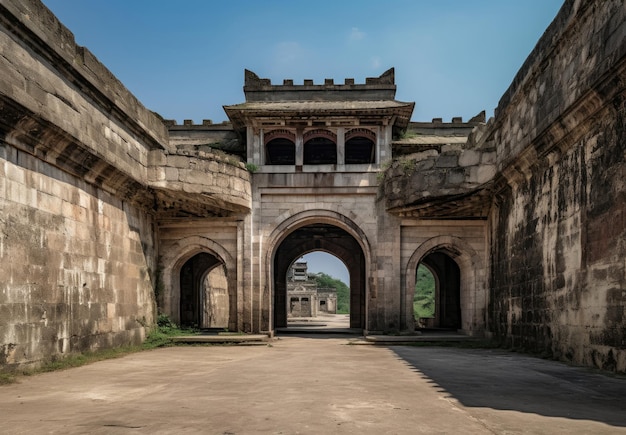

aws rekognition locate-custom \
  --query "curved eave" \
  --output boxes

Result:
[223,101,415,130]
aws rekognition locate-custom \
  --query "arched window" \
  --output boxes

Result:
[345,128,376,164]
[304,137,337,164]
[345,136,375,164]
[303,130,337,165]
[266,138,296,165]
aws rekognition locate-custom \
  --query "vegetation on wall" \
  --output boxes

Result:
[312,272,350,314]
[414,264,435,319]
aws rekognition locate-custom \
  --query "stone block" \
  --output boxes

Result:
[168,155,190,168]
[180,169,209,186]
[447,168,467,185]
[159,166,176,181]
[5,164,25,184]
[477,164,496,182]
[458,150,481,167]
[481,152,496,164]
[441,144,463,153]
[217,175,229,189]
[148,166,165,182]
[435,155,458,168]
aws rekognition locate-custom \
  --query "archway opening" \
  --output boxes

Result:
[415,252,461,330]
[285,251,351,329]
[414,264,436,323]
[180,252,229,329]
[274,224,365,330]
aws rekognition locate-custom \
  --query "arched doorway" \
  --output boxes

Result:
[273,224,365,329]
[405,235,486,334]
[285,252,351,328]
[415,252,461,330]
[180,252,229,329]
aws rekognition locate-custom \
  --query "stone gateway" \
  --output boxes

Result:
[0,0,625,373]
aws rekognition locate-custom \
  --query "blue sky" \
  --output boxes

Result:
[42,0,563,125]
[41,0,563,284]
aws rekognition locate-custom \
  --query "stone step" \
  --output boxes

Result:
[171,334,271,344]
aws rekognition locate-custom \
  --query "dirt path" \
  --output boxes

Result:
[2,337,625,434]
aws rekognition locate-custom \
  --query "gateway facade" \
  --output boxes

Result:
[1,0,625,373]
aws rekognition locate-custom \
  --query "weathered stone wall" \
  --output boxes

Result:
[0,0,166,371]
[0,0,254,372]
[489,0,626,372]
[380,118,493,219]
[0,145,157,370]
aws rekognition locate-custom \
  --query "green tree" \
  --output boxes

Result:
[312,272,350,314]
[414,264,435,319]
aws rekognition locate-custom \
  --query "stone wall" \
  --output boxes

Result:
[0,146,156,370]
[0,0,166,371]
[489,0,626,372]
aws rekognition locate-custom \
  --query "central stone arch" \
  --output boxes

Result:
[265,210,371,331]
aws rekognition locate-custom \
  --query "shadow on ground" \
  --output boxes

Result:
[389,346,626,428]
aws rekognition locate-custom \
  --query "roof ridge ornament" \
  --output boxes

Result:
[367,67,394,85]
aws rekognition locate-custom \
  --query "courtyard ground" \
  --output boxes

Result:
[1,335,626,434]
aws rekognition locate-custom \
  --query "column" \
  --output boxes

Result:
[337,127,345,166]
[295,127,304,167]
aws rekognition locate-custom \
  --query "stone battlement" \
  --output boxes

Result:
[164,119,233,128]
[243,68,397,102]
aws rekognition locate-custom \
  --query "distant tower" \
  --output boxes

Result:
[286,262,337,317]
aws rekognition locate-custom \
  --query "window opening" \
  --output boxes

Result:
[345,136,375,164]
[266,138,295,165]
[304,137,337,164]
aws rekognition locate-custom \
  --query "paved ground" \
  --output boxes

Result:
[2,336,626,434]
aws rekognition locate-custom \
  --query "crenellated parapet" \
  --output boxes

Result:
[243,68,397,102]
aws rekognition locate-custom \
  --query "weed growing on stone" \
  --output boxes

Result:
[399,157,416,175]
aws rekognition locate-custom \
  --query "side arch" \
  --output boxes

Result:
[160,236,237,329]
[404,235,486,335]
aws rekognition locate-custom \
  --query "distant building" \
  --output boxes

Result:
[287,262,337,317]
